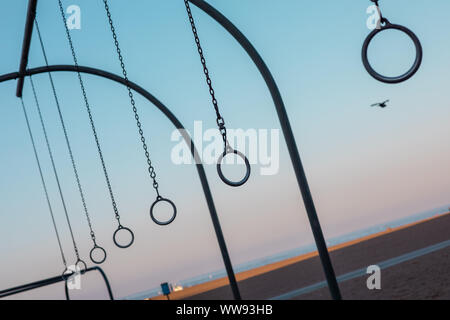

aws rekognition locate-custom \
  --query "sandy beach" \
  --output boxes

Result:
[150,212,450,300]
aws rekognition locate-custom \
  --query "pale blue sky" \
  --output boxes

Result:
[1,0,450,299]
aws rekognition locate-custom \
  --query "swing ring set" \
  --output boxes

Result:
[90,245,107,265]
[61,258,87,280]
[61,268,73,281]
[217,145,251,187]
[150,196,177,226]
[113,225,135,249]
[61,268,71,281]
[362,6,423,84]
[75,258,88,274]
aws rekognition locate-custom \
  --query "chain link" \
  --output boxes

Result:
[56,1,123,226]
[102,0,160,197]
[183,0,228,145]
[29,71,82,261]
[370,0,386,24]
[20,96,68,268]
[57,0,98,244]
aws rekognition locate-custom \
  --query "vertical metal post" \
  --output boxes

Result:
[16,0,37,98]
[194,160,241,299]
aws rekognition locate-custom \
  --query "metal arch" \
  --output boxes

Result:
[6,0,340,300]
[0,65,241,300]
[0,267,113,300]
[64,267,114,300]
[188,0,341,299]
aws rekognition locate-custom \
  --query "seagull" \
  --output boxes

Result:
[371,100,389,108]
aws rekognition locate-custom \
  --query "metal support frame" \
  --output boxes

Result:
[16,0,37,98]
[189,0,341,299]
[5,0,341,300]
[0,267,114,300]
[0,65,241,300]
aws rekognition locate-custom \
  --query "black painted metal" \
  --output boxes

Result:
[64,267,114,300]
[113,225,135,248]
[0,267,114,300]
[7,0,340,299]
[217,148,251,187]
[189,0,341,299]
[362,20,423,84]
[90,245,107,265]
[150,197,177,226]
[0,65,241,300]
[16,0,37,98]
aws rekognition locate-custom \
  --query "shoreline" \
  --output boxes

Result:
[148,211,450,300]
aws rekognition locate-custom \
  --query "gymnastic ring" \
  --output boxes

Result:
[113,225,135,249]
[75,259,88,274]
[90,245,107,264]
[217,147,251,187]
[150,196,177,226]
[61,267,72,281]
[362,19,422,84]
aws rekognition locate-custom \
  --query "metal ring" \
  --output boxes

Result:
[113,225,135,249]
[217,148,251,187]
[362,21,422,84]
[89,246,107,264]
[150,197,177,226]
[75,259,88,274]
[61,267,72,281]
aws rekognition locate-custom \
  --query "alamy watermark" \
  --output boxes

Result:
[171,121,280,176]
[64,264,82,290]
[366,265,381,290]
[366,4,382,30]
[66,5,81,30]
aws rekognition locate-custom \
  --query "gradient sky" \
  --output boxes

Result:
[1,0,450,299]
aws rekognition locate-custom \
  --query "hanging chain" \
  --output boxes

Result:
[20,96,68,268]
[370,0,386,24]
[102,0,160,197]
[54,3,123,227]
[29,74,81,261]
[183,0,228,147]
[41,3,97,245]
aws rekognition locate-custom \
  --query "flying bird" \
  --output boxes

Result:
[371,100,389,108]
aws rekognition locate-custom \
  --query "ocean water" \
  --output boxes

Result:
[124,204,450,300]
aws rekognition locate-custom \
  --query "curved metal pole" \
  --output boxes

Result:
[189,0,341,299]
[0,267,113,300]
[0,65,241,300]
[65,267,114,300]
